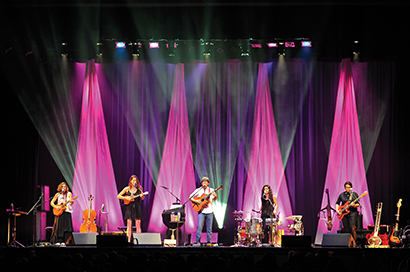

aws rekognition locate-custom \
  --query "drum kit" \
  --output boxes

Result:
[233,210,282,247]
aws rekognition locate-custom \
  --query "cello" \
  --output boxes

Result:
[80,195,97,233]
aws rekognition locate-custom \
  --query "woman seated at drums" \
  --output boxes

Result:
[256,185,278,244]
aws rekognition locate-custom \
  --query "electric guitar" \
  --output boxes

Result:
[337,191,368,220]
[368,202,383,246]
[123,191,148,205]
[53,195,78,216]
[389,199,403,247]
[192,185,223,212]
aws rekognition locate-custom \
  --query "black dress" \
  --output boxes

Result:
[123,188,142,220]
[261,197,276,243]
[50,193,74,244]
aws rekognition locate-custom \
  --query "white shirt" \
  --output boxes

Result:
[190,187,215,214]
[57,192,73,213]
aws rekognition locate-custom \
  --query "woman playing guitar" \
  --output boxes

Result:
[50,182,74,246]
[117,175,145,242]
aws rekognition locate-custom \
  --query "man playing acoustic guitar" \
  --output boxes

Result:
[335,181,360,246]
[190,177,218,245]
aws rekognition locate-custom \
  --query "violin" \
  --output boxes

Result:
[80,195,97,233]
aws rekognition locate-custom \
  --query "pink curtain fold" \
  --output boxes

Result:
[242,63,293,224]
[315,59,373,244]
[72,60,123,231]
[148,63,197,234]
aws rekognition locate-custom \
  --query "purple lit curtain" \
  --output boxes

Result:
[315,59,373,243]
[10,58,395,240]
[243,63,293,222]
[72,60,123,231]
[148,64,197,233]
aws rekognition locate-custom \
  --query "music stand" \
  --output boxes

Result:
[6,208,27,247]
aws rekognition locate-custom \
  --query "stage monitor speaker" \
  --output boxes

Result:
[321,233,352,247]
[97,234,128,247]
[281,235,311,248]
[73,232,97,245]
[132,233,162,246]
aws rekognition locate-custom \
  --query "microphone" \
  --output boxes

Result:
[160,185,168,189]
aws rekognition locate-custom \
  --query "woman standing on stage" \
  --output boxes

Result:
[117,175,145,242]
[50,182,74,247]
[258,185,278,244]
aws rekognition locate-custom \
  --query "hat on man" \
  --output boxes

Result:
[201,177,210,183]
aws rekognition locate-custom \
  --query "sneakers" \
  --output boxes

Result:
[55,243,61,246]
[61,243,66,247]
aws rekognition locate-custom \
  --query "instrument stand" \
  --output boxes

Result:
[6,204,28,247]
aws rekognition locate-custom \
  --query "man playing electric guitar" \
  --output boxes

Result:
[190,177,218,245]
[335,181,360,247]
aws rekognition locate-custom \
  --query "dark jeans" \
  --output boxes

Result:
[342,211,358,237]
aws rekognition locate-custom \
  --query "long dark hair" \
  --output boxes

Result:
[129,175,142,192]
[261,185,274,203]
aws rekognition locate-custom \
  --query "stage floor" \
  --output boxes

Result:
[1,244,410,272]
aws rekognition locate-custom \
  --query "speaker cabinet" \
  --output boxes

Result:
[322,233,352,247]
[281,235,311,248]
[73,232,97,245]
[97,234,128,247]
[132,233,162,246]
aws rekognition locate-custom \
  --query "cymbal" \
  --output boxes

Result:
[285,215,302,221]
[233,210,244,214]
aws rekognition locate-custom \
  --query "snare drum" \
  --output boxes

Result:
[246,218,262,234]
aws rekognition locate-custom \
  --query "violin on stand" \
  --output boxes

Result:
[80,195,97,233]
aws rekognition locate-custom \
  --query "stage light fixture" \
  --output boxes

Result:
[251,43,262,48]
[267,43,278,48]
[149,42,160,49]
[115,42,126,49]
[96,42,103,56]
[301,41,312,47]
[285,42,295,48]
[61,42,68,57]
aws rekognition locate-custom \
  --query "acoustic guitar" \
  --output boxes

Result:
[389,199,403,247]
[337,191,368,220]
[53,196,78,216]
[368,202,383,246]
[123,191,148,205]
[191,185,223,212]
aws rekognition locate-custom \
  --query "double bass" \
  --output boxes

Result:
[80,195,97,233]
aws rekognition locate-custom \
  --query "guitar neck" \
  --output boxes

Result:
[373,203,383,235]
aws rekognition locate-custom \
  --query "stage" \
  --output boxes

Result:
[1,242,410,272]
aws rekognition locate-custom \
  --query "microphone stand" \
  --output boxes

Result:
[27,193,53,246]
[161,186,181,204]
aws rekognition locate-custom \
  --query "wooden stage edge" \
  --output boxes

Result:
[2,244,410,272]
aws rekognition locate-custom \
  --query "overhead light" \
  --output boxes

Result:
[266,43,278,48]
[251,43,262,48]
[115,42,126,49]
[285,42,295,48]
[301,41,312,47]
[149,42,160,49]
